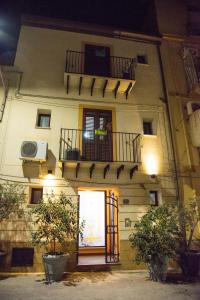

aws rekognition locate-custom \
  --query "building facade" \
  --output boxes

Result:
[0,15,176,272]
[155,0,200,222]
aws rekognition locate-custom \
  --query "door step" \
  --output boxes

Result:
[77,264,112,272]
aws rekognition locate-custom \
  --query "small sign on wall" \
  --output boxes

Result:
[123,199,130,205]
[125,218,132,227]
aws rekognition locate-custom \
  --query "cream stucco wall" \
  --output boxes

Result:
[0,21,177,271]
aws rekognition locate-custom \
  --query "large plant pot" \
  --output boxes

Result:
[0,250,6,265]
[43,253,69,282]
[180,251,200,278]
[148,256,168,282]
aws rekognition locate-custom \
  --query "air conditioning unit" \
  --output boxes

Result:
[20,141,48,161]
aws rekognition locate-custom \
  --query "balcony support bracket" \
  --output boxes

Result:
[114,81,120,99]
[102,79,108,97]
[103,164,110,179]
[76,162,80,178]
[130,165,138,179]
[79,76,83,95]
[117,164,124,179]
[66,75,70,94]
[91,78,95,96]
[62,162,65,178]
[125,82,132,99]
[90,163,95,178]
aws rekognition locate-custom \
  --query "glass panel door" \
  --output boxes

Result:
[82,108,113,161]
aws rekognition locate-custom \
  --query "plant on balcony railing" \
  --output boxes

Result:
[183,47,200,93]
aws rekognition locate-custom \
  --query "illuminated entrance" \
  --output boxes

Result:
[79,191,105,247]
[78,190,119,265]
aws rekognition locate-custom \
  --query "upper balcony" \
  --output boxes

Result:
[59,128,141,179]
[64,48,136,99]
[183,47,200,95]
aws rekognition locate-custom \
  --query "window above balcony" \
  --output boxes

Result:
[64,45,136,99]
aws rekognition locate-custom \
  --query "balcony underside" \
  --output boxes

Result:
[59,160,139,180]
[64,73,136,99]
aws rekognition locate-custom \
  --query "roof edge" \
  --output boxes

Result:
[21,14,161,44]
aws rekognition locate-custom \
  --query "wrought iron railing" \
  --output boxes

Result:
[59,128,141,163]
[65,50,136,80]
[183,47,200,93]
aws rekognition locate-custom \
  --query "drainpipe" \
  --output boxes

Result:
[157,43,186,247]
[156,44,181,204]
[0,66,8,122]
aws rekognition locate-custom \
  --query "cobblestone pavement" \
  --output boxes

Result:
[0,272,200,300]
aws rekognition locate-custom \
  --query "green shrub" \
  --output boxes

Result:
[129,206,180,277]
[0,182,25,222]
[30,192,84,254]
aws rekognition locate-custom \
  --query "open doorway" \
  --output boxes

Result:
[78,190,119,266]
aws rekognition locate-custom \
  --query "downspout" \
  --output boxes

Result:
[156,44,181,202]
[0,67,8,122]
[157,43,186,246]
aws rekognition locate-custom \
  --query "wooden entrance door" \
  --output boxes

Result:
[82,108,112,161]
[84,44,110,77]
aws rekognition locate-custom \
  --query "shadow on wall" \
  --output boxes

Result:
[22,150,56,178]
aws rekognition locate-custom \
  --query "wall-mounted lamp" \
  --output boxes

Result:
[150,174,157,179]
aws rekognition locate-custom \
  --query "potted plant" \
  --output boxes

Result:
[30,192,84,282]
[178,199,200,278]
[0,182,25,263]
[129,206,180,282]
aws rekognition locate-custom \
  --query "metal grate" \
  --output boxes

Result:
[11,247,34,267]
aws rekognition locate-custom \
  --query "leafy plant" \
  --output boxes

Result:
[129,206,180,281]
[30,192,84,254]
[0,182,25,222]
[179,199,200,251]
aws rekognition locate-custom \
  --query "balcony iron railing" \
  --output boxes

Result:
[59,129,141,163]
[65,50,136,80]
[183,47,200,93]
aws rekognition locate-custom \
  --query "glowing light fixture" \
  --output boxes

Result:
[43,171,55,189]
[144,153,158,175]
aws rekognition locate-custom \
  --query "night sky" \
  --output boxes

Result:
[0,0,157,65]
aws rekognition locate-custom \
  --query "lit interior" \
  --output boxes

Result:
[78,190,105,247]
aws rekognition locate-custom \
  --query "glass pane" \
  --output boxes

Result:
[84,116,94,139]
[39,115,50,127]
[143,122,152,135]
[149,191,158,206]
[95,48,106,57]
[79,191,105,247]
[31,189,43,204]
